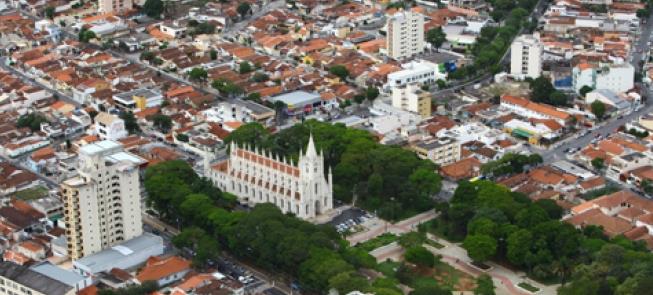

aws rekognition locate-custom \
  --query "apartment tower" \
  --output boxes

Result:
[392,83,432,118]
[386,10,425,60]
[510,34,543,80]
[98,0,133,13]
[61,141,143,260]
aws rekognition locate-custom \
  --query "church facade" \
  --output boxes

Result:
[209,136,333,219]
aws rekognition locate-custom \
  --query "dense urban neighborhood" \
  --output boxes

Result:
[1,0,653,294]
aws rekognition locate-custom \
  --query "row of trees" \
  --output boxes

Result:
[449,0,538,80]
[480,153,543,179]
[144,160,391,294]
[224,120,442,220]
[435,180,653,291]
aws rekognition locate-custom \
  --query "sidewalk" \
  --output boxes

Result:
[426,234,559,295]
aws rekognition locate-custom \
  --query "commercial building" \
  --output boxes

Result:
[73,233,165,276]
[391,83,432,118]
[98,0,132,13]
[573,63,635,94]
[112,89,163,111]
[510,34,543,80]
[386,60,446,88]
[210,136,333,219]
[268,91,325,115]
[585,89,637,113]
[95,112,128,141]
[0,261,77,295]
[500,95,571,126]
[386,10,425,60]
[61,140,145,260]
[412,138,462,165]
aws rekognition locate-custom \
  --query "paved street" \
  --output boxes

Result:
[538,11,653,163]
[0,57,79,106]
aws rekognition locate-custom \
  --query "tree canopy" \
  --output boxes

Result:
[426,28,447,51]
[142,0,164,18]
[329,65,350,80]
[225,120,442,220]
[17,113,47,132]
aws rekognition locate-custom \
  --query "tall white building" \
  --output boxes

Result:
[98,0,133,13]
[392,83,432,118]
[386,11,425,60]
[209,136,333,219]
[510,35,543,80]
[61,141,145,260]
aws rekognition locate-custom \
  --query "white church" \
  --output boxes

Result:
[209,135,333,219]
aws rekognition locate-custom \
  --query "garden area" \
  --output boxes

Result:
[13,186,49,201]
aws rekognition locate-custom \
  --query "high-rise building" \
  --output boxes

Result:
[98,0,133,13]
[392,83,432,118]
[510,35,543,80]
[209,135,333,220]
[386,11,425,60]
[61,140,145,260]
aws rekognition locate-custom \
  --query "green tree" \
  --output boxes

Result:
[247,92,261,102]
[142,0,164,18]
[549,91,568,106]
[642,179,653,195]
[140,51,155,61]
[150,114,173,133]
[591,157,604,170]
[463,234,497,262]
[474,274,495,295]
[252,72,269,82]
[17,113,48,132]
[78,28,96,43]
[239,61,253,74]
[328,272,370,294]
[529,77,555,104]
[210,49,218,60]
[329,65,350,80]
[579,85,594,97]
[590,100,606,120]
[410,285,452,295]
[119,111,140,134]
[426,27,447,52]
[176,133,189,142]
[188,67,208,82]
[45,6,55,19]
[506,229,533,266]
[237,2,251,18]
[365,86,380,101]
[405,246,437,268]
[637,8,650,18]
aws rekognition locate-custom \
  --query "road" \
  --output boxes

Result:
[0,153,58,187]
[221,0,285,38]
[539,10,653,163]
[0,57,79,106]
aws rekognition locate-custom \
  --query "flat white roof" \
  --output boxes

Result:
[79,140,122,156]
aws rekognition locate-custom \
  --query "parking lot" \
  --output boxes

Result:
[326,207,374,234]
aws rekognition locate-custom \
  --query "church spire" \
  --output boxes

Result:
[305,133,317,157]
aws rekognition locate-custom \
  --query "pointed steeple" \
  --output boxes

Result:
[306,133,317,157]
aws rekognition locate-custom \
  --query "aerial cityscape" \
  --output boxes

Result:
[0,0,652,294]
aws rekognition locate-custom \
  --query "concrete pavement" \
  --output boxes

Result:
[347,210,437,245]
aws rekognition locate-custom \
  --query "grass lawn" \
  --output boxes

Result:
[356,233,399,252]
[425,239,445,249]
[375,260,401,278]
[13,186,49,201]
[518,282,540,293]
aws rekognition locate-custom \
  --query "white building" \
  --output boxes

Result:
[510,34,543,80]
[437,122,507,145]
[386,60,446,88]
[98,0,132,13]
[61,140,145,260]
[500,95,571,126]
[209,136,333,220]
[573,63,635,94]
[586,89,637,113]
[112,89,163,111]
[391,83,432,118]
[412,138,462,166]
[94,112,128,141]
[386,10,425,60]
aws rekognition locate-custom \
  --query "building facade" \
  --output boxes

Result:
[573,63,635,94]
[61,141,144,260]
[209,136,333,219]
[392,83,432,118]
[412,138,462,166]
[510,34,543,80]
[386,11,425,60]
[98,0,133,13]
[386,60,446,88]
[95,112,128,141]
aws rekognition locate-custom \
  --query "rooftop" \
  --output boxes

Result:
[0,261,74,295]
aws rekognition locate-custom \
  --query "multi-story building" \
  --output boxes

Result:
[412,138,462,166]
[95,112,128,141]
[112,88,163,111]
[392,83,432,118]
[61,140,144,260]
[385,60,447,88]
[510,34,543,80]
[209,136,333,220]
[573,62,635,94]
[0,261,85,295]
[98,0,133,13]
[386,10,425,60]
